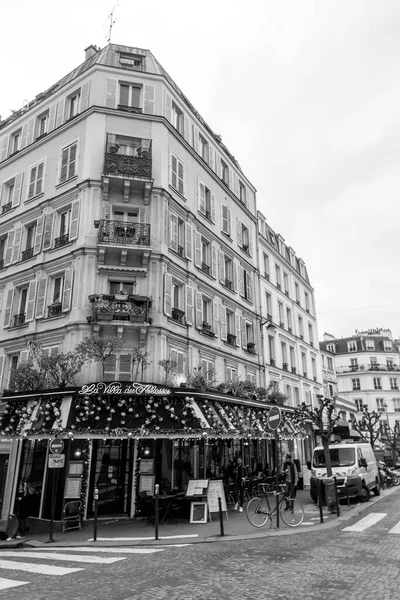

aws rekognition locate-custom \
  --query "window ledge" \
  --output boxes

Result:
[239,295,253,306]
[196,266,215,280]
[170,247,187,261]
[42,313,66,322]
[168,185,186,202]
[25,192,45,204]
[56,174,78,189]
[48,240,73,254]
[8,323,29,331]
[221,282,235,294]
[239,245,251,257]
[167,316,187,328]
[198,211,214,225]
[221,231,232,242]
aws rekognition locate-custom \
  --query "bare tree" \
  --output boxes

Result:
[76,335,123,377]
[159,359,178,385]
[379,420,400,464]
[131,348,151,381]
[350,405,381,449]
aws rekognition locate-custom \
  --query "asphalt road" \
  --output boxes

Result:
[1,490,400,600]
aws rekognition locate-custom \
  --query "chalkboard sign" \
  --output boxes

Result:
[207,480,228,521]
[190,501,207,523]
[64,477,82,499]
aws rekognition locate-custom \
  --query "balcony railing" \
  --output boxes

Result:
[54,233,70,248]
[13,313,26,327]
[336,363,400,374]
[89,293,151,322]
[21,248,34,262]
[171,308,185,324]
[202,322,215,337]
[98,221,151,246]
[201,263,210,275]
[48,302,63,318]
[227,333,236,346]
[1,202,12,214]
[103,136,152,179]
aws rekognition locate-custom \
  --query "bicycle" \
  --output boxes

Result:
[246,482,305,528]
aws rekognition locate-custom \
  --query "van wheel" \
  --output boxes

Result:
[373,480,381,496]
[359,484,370,502]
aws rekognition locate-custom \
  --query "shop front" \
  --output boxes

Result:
[0,381,307,529]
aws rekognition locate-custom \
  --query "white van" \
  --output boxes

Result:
[310,441,380,503]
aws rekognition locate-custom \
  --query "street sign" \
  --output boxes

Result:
[48,454,65,468]
[49,439,64,454]
[267,406,282,431]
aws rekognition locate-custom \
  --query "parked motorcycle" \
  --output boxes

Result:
[378,461,400,487]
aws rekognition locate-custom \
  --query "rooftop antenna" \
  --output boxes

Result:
[105,1,119,43]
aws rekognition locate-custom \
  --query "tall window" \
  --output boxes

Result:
[198,134,209,162]
[119,83,141,108]
[268,336,275,363]
[239,181,246,205]
[348,341,357,352]
[243,269,252,301]
[286,308,292,332]
[10,130,21,155]
[373,377,382,390]
[265,292,272,318]
[201,358,214,381]
[199,183,212,219]
[36,112,48,138]
[301,352,307,377]
[171,154,185,195]
[305,291,310,312]
[311,357,317,380]
[327,357,333,371]
[283,272,289,295]
[223,256,233,289]
[278,301,284,326]
[220,159,229,185]
[59,142,77,183]
[295,282,300,303]
[171,102,183,134]
[290,347,296,372]
[352,378,361,391]
[355,398,363,412]
[298,316,304,339]
[28,161,45,199]
[390,377,398,390]
[221,204,231,235]
[308,323,314,346]
[263,253,270,279]
[376,398,385,412]
[275,265,281,289]
[67,91,80,119]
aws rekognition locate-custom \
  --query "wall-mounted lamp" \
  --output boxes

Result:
[143,446,151,457]
[74,448,82,459]
[94,220,100,229]
[260,319,277,331]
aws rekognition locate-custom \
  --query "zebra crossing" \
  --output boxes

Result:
[342,512,400,534]
[0,545,165,591]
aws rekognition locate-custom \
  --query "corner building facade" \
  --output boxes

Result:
[0,44,321,524]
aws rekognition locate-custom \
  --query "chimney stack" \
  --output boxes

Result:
[84,45,99,61]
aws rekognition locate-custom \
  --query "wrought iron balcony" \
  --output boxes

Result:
[103,136,152,179]
[89,293,151,323]
[2,202,12,214]
[13,313,26,327]
[21,247,34,262]
[54,233,69,248]
[202,322,215,337]
[98,221,151,246]
[48,302,63,318]
[171,308,185,324]
[201,263,210,275]
[247,342,256,354]
[227,333,236,346]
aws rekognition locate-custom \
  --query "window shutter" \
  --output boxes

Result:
[228,168,233,192]
[55,98,65,128]
[184,114,190,143]
[26,118,35,146]
[143,84,155,114]
[218,250,224,283]
[178,160,184,195]
[253,319,258,353]
[239,266,245,297]
[21,122,29,149]
[48,103,57,132]
[177,352,184,374]
[198,180,206,213]
[195,292,202,328]
[105,78,118,108]
[119,354,132,381]
[4,231,15,266]
[241,317,247,348]
[28,166,37,199]
[220,306,227,340]
[185,223,192,260]
[80,81,91,112]
[235,312,241,346]
[170,348,178,369]
[104,354,117,381]
[210,192,216,223]
[236,218,243,247]
[139,207,146,223]
[0,356,4,390]
[61,268,74,312]
[215,153,222,178]
[185,285,193,325]
[12,173,23,207]
[227,206,232,234]
[213,300,218,337]
[234,173,240,198]
[169,213,178,251]
[165,91,172,122]
[194,231,202,267]
[209,146,215,171]
[211,244,217,278]
[42,212,54,250]
[25,280,37,322]
[222,204,228,234]
[11,227,22,263]
[171,154,178,189]
[33,217,44,254]
[69,198,80,241]
[193,126,199,153]
[35,276,48,318]
[3,288,14,328]
[68,143,77,179]
[233,260,238,292]
[248,229,253,256]
[0,135,10,162]
[164,272,172,317]
[60,148,69,182]
[247,272,253,302]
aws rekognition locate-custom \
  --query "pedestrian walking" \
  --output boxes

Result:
[283,454,298,511]
[7,481,38,540]
[233,457,248,513]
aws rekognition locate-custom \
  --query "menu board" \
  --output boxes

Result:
[64,477,82,499]
[186,479,209,497]
[139,475,155,496]
[207,480,227,514]
[190,501,207,523]
[140,459,154,474]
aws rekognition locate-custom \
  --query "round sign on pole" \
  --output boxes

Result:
[267,406,282,431]
[49,439,64,454]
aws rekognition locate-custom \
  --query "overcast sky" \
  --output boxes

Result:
[1,0,399,341]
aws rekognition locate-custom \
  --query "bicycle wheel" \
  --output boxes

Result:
[280,500,305,527]
[246,497,270,528]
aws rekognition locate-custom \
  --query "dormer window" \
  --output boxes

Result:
[384,340,393,351]
[119,53,143,70]
[365,340,375,351]
[348,341,357,352]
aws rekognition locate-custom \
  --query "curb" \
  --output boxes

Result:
[9,486,399,550]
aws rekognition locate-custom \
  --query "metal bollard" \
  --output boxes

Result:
[154,484,159,541]
[318,479,324,524]
[93,488,99,542]
[218,497,224,537]
[333,476,340,517]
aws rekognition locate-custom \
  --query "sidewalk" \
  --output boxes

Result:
[3,487,398,549]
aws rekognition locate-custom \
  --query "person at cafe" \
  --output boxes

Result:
[232,457,248,513]
[283,453,298,511]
